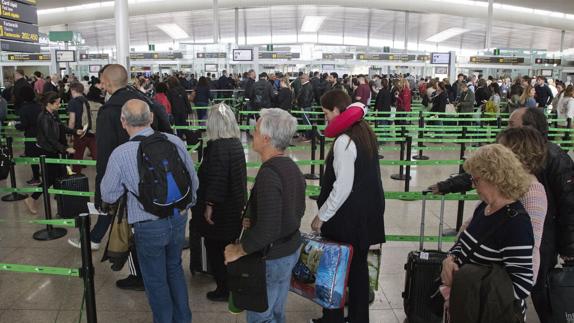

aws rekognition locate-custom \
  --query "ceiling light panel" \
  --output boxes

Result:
[301,16,326,33]
[156,23,189,40]
[426,27,469,42]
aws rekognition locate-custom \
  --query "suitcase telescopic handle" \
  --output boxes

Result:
[419,190,431,251]
[438,196,445,252]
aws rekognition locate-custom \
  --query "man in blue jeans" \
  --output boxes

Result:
[225,108,306,323]
[101,99,198,323]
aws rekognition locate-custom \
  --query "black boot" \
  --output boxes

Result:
[116,275,145,291]
[206,288,229,302]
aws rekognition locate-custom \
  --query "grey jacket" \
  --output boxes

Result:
[457,90,475,113]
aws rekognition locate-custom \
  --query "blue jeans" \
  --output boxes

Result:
[246,249,301,323]
[134,213,192,323]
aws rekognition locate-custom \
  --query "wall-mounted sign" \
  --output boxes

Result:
[14,0,36,6]
[417,55,430,61]
[322,53,354,60]
[180,64,193,69]
[258,52,300,59]
[130,52,183,60]
[1,0,37,25]
[7,53,49,60]
[431,53,450,64]
[356,53,417,61]
[55,50,75,62]
[79,53,109,60]
[469,56,525,64]
[534,58,561,65]
[0,18,38,43]
[196,52,226,59]
[0,39,38,52]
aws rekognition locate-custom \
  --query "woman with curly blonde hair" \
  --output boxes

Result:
[441,144,535,319]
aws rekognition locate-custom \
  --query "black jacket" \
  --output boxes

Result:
[95,86,172,206]
[87,85,104,104]
[13,78,31,110]
[274,87,293,111]
[297,82,314,108]
[36,109,73,154]
[16,101,42,138]
[244,78,255,101]
[43,81,58,95]
[251,79,274,109]
[475,86,491,107]
[535,84,553,107]
[375,88,392,112]
[436,142,574,257]
[167,86,192,115]
[431,91,448,113]
[192,138,247,241]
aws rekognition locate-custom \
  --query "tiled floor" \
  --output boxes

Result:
[0,137,544,323]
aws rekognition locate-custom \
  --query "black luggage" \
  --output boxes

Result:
[55,174,89,218]
[403,191,448,323]
[189,225,211,274]
[548,262,574,323]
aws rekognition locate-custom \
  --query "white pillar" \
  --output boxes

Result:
[115,0,130,69]
[404,11,409,53]
[485,0,493,50]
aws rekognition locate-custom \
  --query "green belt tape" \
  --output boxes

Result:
[46,158,96,166]
[12,137,36,142]
[379,159,463,166]
[0,187,42,193]
[385,235,457,243]
[13,157,39,165]
[48,188,94,197]
[411,146,461,152]
[412,138,494,143]
[26,219,77,227]
[0,263,80,277]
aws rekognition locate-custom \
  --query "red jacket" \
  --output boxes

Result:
[397,88,411,112]
[153,93,172,115]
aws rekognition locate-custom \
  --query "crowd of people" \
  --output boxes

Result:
[1,65,573,323]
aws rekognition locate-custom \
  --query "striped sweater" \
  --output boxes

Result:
[450,201,535,301]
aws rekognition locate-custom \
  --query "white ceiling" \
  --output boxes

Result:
[38,5,574,52]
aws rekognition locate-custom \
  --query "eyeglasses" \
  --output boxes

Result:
[470,176,480,187]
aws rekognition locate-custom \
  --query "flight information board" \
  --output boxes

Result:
[80,53,110,60]
[322,53,354,60]
[1,0,37,24]
[469,56,525,64]
[356,53,417,61]
[0,39,38,52]
[130,52,184,60]
[258,52,300,59]
[0,18,38,42]
[197,52,226,59]
[7,53,49,60]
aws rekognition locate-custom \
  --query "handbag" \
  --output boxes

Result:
[445,103,457,114]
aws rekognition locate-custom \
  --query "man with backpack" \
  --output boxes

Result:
[252,72,274,110]
[101,99,198,323]
[67,82,96,174]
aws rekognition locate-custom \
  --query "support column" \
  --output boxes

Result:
[484,0,493,50]
[560,30,566,56]
[115,0,130,69]
[404,11,409,53]
[234,8,239,45]
[213,0,220,44]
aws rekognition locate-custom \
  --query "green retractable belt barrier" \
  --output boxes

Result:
[0,264,80,277]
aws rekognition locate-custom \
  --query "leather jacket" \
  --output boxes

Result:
[36,109,73,154]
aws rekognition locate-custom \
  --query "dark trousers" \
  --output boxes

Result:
[24,142,40,180]
[531,230,558,323]
[72,134,97,174]
[173,113,193,143]
[322,246,370,323]
[205,238,232,292]
[31,150,64,200]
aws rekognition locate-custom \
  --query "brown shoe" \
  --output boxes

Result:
[23,197,38,214]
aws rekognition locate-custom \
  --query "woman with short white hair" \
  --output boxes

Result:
[191,103,247,302]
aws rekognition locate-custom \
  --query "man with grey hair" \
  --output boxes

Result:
[225,108,305,323]
[101,99,198,323]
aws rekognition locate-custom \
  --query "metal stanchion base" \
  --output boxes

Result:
[390,174,411,181]
[2,192,28,202]
[33,228,67,241]
[304,174,320,180]
[412,155,429,160]
[309,195,318,201]
[442,229,458,237]
[378,155,385,160]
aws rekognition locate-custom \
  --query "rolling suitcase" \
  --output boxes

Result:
[403,191,448,323]
[548,262,574,323]
[290,233,353,309]
[55,174,89,218]
[189,225,211,275]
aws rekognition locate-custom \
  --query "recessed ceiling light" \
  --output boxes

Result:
[301,16,326,33]
[426,28,469,43]
[156,24,189,40]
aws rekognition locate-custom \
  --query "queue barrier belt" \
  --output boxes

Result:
[0,263,80,277]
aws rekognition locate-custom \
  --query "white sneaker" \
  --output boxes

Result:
[68,237,100,251]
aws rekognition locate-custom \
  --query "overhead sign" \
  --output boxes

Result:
[431,53,450,64]
[79,53,109,60]
[534,58,561,65]
[7,53,49,60]
[196,52,226,59]
[0,39,38,52]
[14,0,36,5]
[417,55,430,61]
[0,18,38,42]
[1,0,37,24]
[356,53,417,61]
[130,52,183,60]
[55,50,75,62]
[180,64,193,69]
[322,53,354,60]
[469,56,525,64]
[258,52,300,59]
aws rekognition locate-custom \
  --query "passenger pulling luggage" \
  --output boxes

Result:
[403,191,447,323]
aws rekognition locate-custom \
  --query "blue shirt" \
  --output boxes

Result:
[100,127,199,224]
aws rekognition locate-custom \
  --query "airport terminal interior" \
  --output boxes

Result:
[1,0,574,322]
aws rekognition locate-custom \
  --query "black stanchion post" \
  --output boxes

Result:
[197,138,204,162]
[319,134,325,180]
[391,127,410,181]
[412,111,429,160]
[2,136,27,202]
[304,125,319,180]
[443,127,467,236]
[33,155,67,241]
[404,136,412,192]
[497,116,502,129]
[78,213,97,323]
